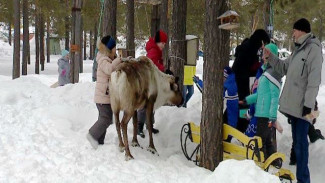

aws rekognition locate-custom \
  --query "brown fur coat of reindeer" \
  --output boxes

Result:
[109,56,183,160]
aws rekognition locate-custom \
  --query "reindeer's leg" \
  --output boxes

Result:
[131,111,141,147]
[121,111,134,160]
[114,111,124,152]
[146,99,158,155]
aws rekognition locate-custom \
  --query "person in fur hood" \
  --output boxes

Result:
[87,35,121,149]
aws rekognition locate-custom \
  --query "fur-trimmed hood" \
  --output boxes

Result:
[97,39,111,56]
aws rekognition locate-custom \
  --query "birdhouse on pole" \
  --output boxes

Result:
[217,10,240,30]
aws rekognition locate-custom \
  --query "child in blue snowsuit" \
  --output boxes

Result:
[223,66,239,129]
[193,66,239,129]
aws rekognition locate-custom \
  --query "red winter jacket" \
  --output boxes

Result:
[145,38,165,71]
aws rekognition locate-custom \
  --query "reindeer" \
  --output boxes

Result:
[109,56,183,160]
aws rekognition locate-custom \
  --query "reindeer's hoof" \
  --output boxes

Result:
[125,154,134,161]
[119,146,125,152]
[147,147,159,155]
[131,141,141,148]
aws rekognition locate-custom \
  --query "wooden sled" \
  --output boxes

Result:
[50,81,59,88]
[180,122,295,182]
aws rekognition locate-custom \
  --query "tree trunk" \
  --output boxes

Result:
[319,12,323,43]
[93,22,98,57]
[84,31,87,60]
[103,0,117,40]
[89,30,93,60]
[151,5,160,37]
[65,0,70,51]
[13,0,20,79]
[8,21,12,46]
[200,0,229,170]
[170,0,186,89]
[22,0,29,75]
[264,0,271,38]
[46,18,50,63]
[39,12,45,71]
[35,6,40,74]
[160,0,169,68]
[80,19,83,73]
[126,0,135,57]
[70,0,83,83]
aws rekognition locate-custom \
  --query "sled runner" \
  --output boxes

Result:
[180,122,295,182]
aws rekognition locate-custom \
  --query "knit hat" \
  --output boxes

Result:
[101,35,116,50]
[61,49,69,57]
[293,18,311,33]
[265,43,278,56]
[155,30,168,43]
[224,66,233,78]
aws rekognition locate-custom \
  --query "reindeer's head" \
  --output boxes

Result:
[167,75,183,107]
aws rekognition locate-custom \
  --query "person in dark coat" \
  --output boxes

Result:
[232,29,270,100]
[232,29,270,133]
[137,30,168,138]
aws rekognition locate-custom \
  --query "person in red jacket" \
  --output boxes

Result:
[145,30,167,71]
[137,30,168,138]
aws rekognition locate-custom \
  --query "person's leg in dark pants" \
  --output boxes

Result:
[291,117,310,183]
[256,117,275,160]
[289,142,296,165]
[137,108,146,138]
[89,104,113,143]
[137,108,158,138]
[182,85,194,108]
[237,117,249,133]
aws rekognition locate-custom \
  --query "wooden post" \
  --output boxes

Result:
[70,0,83,83]
[126,0,135,57]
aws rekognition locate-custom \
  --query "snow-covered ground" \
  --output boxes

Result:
[0,40,324,183]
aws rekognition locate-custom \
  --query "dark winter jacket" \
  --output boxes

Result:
[58,57,70,86]
[223,73,239,128]
[146,38,165,72]
[232,30,270,100]
[267,33,323,120]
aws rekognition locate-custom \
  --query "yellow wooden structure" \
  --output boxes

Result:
[180,122,295,182]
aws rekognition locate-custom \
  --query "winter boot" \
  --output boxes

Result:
[152,127,159,134]
[309,126,321,143]
[137,122,145,138]
[98,131,106,145]
[86,133,98,150]
[316,129,325,140]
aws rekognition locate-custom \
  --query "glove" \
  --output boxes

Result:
[165,69,174,75]
[61,69,66,76]
[268,118,276,128]
[193,76,200,83]
[302,106,311,117]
